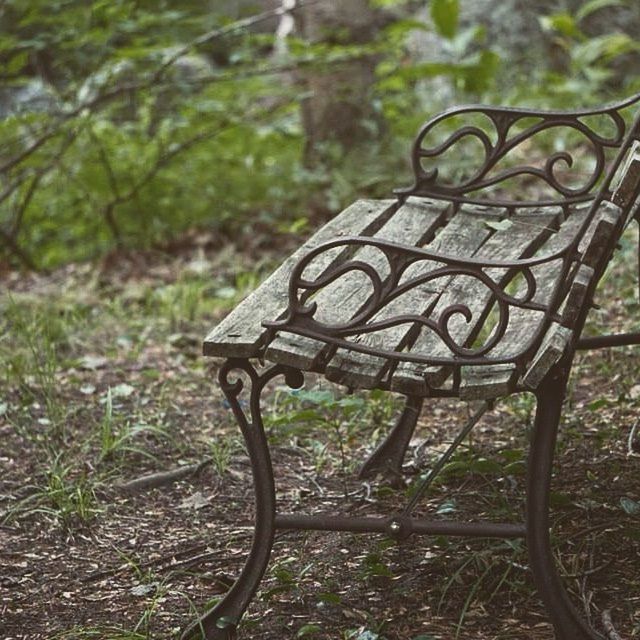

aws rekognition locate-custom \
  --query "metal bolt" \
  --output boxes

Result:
[389,521,401,535]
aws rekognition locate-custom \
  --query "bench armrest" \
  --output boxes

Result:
[264,236,572,368]
[397,94,640,206]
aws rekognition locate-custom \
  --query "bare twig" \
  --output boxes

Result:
[150,0,321,83]
[628,418,639,456]
[0,226,37,270]
[602,610,624,640]
[115,459,212,495]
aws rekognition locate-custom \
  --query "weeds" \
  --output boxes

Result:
[3,455,99,530]
[96,388,169,465]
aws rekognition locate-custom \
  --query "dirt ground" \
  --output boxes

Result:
[1,244,639,640]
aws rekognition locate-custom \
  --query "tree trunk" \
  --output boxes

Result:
[295,1,384,165]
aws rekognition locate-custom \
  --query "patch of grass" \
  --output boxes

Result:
[3,455,99,530]
[95,387,170,466]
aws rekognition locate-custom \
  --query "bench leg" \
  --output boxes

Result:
[181,358,304,640]
[359,395,423,482]
[527,367,603,640]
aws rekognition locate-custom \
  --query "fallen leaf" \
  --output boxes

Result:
[620,496,640,515]
[484,219,514,232]
[130,583,158,597]
[112,383,135,398]
[179,491,211,510]
[78,355,108,370]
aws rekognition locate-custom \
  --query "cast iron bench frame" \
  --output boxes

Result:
[185,93,640,640]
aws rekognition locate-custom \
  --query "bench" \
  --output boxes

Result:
[184,94,640,640]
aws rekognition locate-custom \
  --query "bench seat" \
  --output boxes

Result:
[205,196,625,399]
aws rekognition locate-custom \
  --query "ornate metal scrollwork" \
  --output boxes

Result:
[264,236,571,368]
[397,93,640,206]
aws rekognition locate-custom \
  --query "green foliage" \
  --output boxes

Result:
[1,1,638,269]
[539,1,640,96]
[430,0,459,40]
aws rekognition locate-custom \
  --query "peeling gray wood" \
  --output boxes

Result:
[522,325,573,389]
[460,364,515,400]
[203,199,397,358]
[324,205,502,388]
[390,206,567,396]
[560,264,594,327]
[419,208,561,389]
[477,206,591,393]
[264,197,451,370]
[612,141,640,210]
[581,205,622,269]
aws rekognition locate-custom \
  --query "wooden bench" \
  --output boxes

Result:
[185,94,640,640]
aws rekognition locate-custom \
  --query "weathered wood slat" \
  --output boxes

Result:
[560,264,594,327]
[612,140,640,210]
[522,325,573,389]
[264,197,450,370]
[203,199,397,358]
[454,205,593,399]
[581,205,622,269]
[390,207,566,397]
[461,200,622,398]
[416,208,562,389]
[323,205,504,388]
[460,364,514,400]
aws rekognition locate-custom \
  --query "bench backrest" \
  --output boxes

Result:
[400,92,640,211]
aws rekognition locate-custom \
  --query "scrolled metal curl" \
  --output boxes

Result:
[399,94,640,205]
[265,237,568,365]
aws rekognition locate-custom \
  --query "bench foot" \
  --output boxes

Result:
[181,359,304,640]
[527,367,604,640]
[359,395,423,483]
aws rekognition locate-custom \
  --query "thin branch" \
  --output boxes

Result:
[602,610,623,640]
[628,418,639,456]
[0,226,37,270]
[150,0,321,83]
[11,131,77,236]
[89,126,122,201]
[0,49,368,179]
[115,459,212,494]
[0,129,58,175]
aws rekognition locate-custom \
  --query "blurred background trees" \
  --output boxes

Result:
[1,0,639,270]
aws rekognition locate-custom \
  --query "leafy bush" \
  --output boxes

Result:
[0,0,637,270]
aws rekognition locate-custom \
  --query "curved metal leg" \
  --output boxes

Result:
[359,395,423,481]
[181,358,304,640]
[527,365,603,640]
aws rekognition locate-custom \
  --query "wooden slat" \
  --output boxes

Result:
[581,205,622,269]
[612,140,640,210]
[203,199,397,358]
[263,197,450,370]
[390,206,565,397]
[522,325,573,389]
[416,208,562,389]
[460,364,515,400]
[322,205,504,388]
[560,264,594,327]
[460,200,622,397]
[454,205,593,398]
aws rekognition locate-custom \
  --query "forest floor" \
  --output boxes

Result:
[1,228,639,640]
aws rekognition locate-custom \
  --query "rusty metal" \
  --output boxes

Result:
[398,92,640,207]
[526,362,603,640]
[181,358,303,640]
[401,401,490,518]
[358,395,423,479]
[263,95,640,395]
[193,95,640,640]
[274,513,526,539]
[577,331,640,349]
